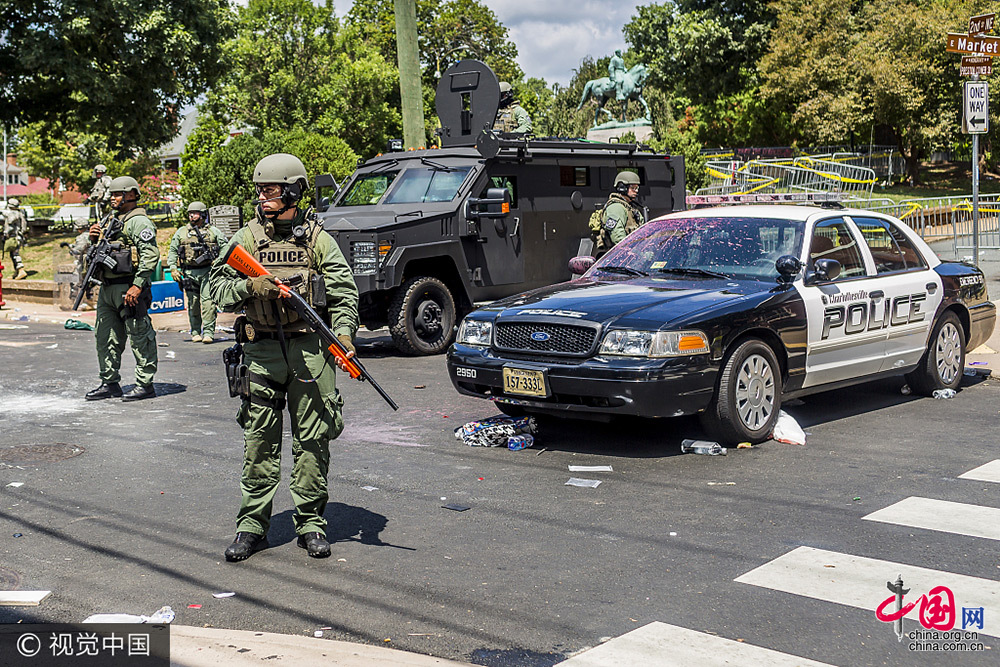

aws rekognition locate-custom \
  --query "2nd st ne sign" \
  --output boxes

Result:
[947,33,1000,55]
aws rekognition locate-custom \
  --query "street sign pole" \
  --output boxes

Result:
[974,130,980,265]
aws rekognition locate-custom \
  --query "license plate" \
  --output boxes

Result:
[502,367,548,397]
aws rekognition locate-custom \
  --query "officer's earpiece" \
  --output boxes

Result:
[282,181,303,206]
[292,225,306,241]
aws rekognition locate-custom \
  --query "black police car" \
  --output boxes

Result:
[446,200,996,445]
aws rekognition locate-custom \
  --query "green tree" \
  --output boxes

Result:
[0,0,231,152]
[211,0,402,158]
[181,130,358,219]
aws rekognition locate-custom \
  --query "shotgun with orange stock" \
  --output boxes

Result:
[223,243,399,411]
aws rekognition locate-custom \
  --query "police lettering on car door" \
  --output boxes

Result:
[821,289,929,340]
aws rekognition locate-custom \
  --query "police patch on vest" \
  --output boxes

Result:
[259,248,308,265]
[604,217,620,230]
[139,227,155,242]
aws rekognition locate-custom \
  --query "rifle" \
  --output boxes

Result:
[72,213,124,311]
[190,223,219,265]
[222,243,398,411]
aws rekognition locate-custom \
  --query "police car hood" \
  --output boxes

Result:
[491,277,756,328]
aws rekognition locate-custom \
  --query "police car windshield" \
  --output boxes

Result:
[384,166,473,204]
[593,216,805,282]
[337,171,400,206]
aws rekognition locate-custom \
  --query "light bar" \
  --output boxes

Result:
[686,192,844,206]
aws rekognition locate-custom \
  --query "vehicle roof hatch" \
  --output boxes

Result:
[435,59,500,148]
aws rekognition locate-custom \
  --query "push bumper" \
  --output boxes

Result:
[447,344,719,418]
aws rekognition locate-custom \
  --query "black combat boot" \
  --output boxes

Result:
[121,385,155,402]
[85,382,123,400]
[296,532,331,558]
[224,532,268,562]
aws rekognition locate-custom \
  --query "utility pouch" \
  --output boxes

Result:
[109,243,133,274]
[233,315,250,344]
[310,274,327,307]
[223,342,249,398]
[122,287,152,319]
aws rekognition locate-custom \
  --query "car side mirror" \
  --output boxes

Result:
[808,258,842,283]
[465,187,510,221]
[775,255,802,284]
[568,256,595,275]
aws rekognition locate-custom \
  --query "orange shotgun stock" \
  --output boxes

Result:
[223,243,398,411]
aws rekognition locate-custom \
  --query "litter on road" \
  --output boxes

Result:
[565,478,602,488]
[568,465,613,472]
[772,411,806,445]
[442,503,470,512]
[212,592,235,598]
[0,591,50,606]
[6,482,23,488]
[83,606,174,623]
[680,439,726,455]
[454,415,536,447]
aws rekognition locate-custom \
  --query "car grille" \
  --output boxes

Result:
[494,322,598,356]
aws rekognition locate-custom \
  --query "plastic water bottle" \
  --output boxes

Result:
[680,439,727,455]
[932,389,957,399]
[507,434,534,451]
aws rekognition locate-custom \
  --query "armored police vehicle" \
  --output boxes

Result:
[313,60,686,354]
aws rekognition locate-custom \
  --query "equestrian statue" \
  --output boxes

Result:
[577,60,651,128]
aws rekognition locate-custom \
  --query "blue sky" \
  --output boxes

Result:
[332,0,637,86]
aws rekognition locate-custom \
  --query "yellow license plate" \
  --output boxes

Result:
[502,367,547,397]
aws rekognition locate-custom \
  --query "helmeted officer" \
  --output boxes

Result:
[84,176,159,402]
[208,153,359,562]
[167,201,228,343]
[2,198,29,280]
[493,82,532,134]
[89,165,113,220]
[594,171,644,258]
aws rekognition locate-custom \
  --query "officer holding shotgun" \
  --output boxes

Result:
[208,153,359,561]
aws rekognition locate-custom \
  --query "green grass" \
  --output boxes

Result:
[13,216,180,282]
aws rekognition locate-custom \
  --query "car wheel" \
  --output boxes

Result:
[701,338,783,445]
[906,311,965,396]
[388,276,457,355]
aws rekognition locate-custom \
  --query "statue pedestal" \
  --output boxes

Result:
[586,123,653,144]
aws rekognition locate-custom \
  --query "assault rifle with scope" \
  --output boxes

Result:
[72,213,124,311]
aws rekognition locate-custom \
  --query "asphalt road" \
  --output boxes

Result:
[1,320,998,666]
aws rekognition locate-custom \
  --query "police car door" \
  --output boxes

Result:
[846,214,940,372]
[798,216,883,388]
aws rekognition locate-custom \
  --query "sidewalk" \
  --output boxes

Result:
[0,299,236,335]
[169,626,474,667]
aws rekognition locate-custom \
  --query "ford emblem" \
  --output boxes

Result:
[530,331,550,342]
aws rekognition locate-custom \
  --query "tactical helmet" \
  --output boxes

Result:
[94,164,107,173]
[187,201,208,214]
[109,175,141,196]
[253,153,309,189]
[614,171,640,187]
[8,198,19,209]
[498,81,514,108]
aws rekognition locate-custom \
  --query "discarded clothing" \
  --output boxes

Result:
[455,415,537,447]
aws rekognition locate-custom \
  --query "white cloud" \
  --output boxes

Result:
[333,0,643,86]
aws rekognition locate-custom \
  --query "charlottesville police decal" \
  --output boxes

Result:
[821,290,928,340]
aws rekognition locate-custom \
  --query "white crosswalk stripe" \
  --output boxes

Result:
[554,621,835,667]
[863,496,1000,541]
[959,460,1000,484]
[735,546,1000,638]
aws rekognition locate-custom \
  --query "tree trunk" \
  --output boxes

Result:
[902,139,920,186]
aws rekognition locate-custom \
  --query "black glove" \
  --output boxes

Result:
[246,275,281,300]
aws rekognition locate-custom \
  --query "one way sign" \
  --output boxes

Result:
[963,80,989,134]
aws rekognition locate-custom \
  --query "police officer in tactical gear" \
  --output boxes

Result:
[594,170,644,258]
[168,201,228,343]
[2,198,29,280]
[209,153,359,562]
[493,82,532,134]
[84,176,159,402]
[89,165,113,221]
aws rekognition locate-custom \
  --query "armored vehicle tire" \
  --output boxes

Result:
[700,338,783,446]
[389,276,457,355]
[905,311,965,396]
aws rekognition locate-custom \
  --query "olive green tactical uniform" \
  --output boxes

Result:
[494,104,532,133]
[92,207,160,387]
[595,192,642,256]
[208,209,358,538]
[168,223,228,337]
[2,207,27,272]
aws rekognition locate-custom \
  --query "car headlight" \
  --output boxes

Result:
[457,318,493,347]
[599,330,710,357]
[350,241,377,276]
